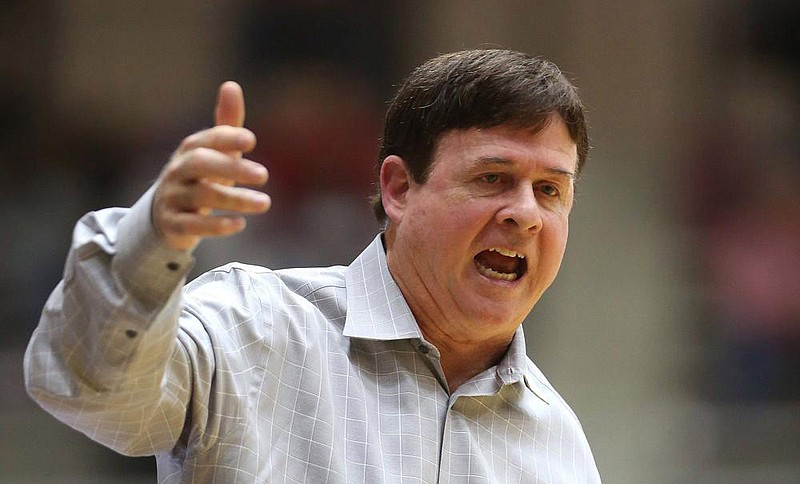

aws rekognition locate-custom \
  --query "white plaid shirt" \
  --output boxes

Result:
[25,188,601,483]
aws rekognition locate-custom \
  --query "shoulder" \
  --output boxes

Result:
[271,265,348,298]
[187,262,345,289]
[524,356,585,426]
[183,262,348,320]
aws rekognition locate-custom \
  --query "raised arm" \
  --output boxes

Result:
[24,82,268,456]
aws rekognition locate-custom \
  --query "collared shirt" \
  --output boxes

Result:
[24,188,601,483]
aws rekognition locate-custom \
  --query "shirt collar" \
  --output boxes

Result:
[343,234,551,404]
[343,234,422,340]
[496,326,529,385]
[498,326,551,403]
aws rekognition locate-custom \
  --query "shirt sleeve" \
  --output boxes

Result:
[23,186,200,456]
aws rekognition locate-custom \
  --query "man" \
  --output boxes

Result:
[25,49,601,482]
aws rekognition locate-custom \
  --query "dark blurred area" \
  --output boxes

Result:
[0,1,798,483]
[685,0,800,404]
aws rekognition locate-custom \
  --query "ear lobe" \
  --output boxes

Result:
[380,155,411,224]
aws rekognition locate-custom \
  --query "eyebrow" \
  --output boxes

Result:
[473,156,576,180]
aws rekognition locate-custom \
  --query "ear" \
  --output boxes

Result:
[380,155,412,225]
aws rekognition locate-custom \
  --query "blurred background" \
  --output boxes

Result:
[1,1,798,482]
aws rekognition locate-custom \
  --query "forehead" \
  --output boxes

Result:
[431,118,578,174]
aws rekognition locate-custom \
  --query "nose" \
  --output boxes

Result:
[496,184,543,232]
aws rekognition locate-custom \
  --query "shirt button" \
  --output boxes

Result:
[166,261,180,271]
[418,344,430,354]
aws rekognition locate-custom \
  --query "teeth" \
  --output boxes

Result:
[476,260,519,281]
[490,247,525,259]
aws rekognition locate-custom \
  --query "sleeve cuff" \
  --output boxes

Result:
[112,185,195,312]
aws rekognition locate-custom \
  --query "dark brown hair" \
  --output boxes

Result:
[372,49,588,223]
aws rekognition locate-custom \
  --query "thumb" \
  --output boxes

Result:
[214,81,245,127]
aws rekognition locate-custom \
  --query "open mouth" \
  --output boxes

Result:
[474,247,527,282]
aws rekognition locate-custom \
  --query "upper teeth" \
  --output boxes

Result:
[490,247,524,258]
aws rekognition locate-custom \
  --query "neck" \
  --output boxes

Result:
[421,323,513,391]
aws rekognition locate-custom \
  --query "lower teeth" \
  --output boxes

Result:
[476,262,518,281]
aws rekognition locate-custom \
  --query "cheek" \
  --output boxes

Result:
[427,201,481,235]
[557,218,569,246]
[542,218,570,262]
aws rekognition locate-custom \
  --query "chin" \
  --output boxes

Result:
[468,305,527,329]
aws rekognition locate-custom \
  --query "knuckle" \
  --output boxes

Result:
[210,220,228,235]
[163,186,184,207]
[179,132,200,151]
[161,160,181,180]
[164,152,198,181]
[195,179,216,201]
[164,217,186,236]
[190,146,213,158]
[182,147,208,167]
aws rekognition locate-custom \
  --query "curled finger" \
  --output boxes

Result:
[190,180,272,214]
[160,212,248,239]
[164,149,268,188]
[179,126,256,154]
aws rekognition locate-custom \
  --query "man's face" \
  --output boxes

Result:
[386,117,577,340]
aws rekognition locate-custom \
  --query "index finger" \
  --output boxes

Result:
[180,126,256,153]
[214,81,245,128]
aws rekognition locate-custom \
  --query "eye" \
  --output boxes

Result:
[538,184,559,197]
[539,183,561,198]
[482,173,501,184]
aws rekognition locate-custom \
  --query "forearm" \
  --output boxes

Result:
[24,187,195,455]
